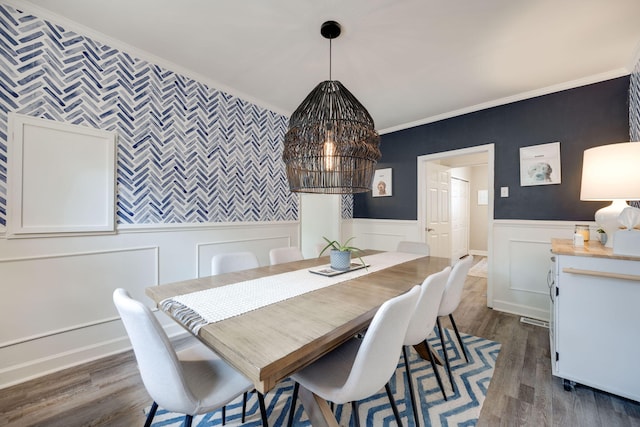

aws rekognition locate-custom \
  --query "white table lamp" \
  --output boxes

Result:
[580,142,640,248]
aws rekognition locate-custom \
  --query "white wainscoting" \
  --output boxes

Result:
[0,247,159,347]
[0,221,299,388]
[352,218,597,322]
[491,220,596,320]
[350,218,422,251]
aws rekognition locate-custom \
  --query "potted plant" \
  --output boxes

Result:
[596,228,607,245]
[319,236,364,270]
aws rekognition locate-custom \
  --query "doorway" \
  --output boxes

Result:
[417,144,494,307]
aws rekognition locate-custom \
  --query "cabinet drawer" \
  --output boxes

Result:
[558,254,640,276]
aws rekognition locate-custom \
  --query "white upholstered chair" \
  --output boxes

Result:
[211,251,259,275]
[112,289,268,427]
[436,255,474,393]
[402,266,451,426]
[210,250,261,421]
[269,247,303,265]
[396,241,430,255]
[286,286,421,427]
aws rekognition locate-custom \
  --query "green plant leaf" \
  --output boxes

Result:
[318,236,363,256]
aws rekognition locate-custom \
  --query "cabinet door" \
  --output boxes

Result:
[556,255,640,401]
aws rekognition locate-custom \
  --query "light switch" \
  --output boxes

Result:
[500,187,509,197]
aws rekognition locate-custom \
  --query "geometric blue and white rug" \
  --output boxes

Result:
[149,330,501,426]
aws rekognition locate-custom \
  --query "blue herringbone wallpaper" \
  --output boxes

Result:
[630,59,640,141]
[629,59,639,210]
[0,4,298,226]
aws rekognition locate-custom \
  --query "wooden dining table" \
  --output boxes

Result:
[146,250,450,426]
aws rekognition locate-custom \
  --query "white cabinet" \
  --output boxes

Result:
[550,239,640,402]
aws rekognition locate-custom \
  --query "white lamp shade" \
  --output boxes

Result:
[580,142,640,201]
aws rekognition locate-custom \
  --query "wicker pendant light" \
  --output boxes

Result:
[282,21,381,194]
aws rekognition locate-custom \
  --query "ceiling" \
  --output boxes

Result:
[14,0,640,133]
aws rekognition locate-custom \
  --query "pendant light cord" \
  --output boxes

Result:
[329,38,332,81]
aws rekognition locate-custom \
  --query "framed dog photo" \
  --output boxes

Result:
[519,142,561,186]
[372,168,392,197]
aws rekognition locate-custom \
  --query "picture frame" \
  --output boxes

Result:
[519,142,561,186]
[372,168,392,197]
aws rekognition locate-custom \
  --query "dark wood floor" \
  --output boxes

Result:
[2,259,640,426]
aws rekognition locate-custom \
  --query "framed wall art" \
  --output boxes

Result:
[520,141,561,186]
[372,168,392,197]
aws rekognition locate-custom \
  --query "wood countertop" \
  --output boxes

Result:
[551,238,640,261]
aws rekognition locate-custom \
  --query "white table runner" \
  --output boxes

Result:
[160,251,423,333]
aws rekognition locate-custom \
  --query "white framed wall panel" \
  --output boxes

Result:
[0,247,158,347]
[491,219,596,321]
[7,113,116,238]
[507,239,555,294]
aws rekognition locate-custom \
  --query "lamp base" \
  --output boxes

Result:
[594,199,629,248]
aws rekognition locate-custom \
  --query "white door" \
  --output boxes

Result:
[425,163,451,258]
[451,177,469,260]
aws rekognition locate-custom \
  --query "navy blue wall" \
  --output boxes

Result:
[354,77,630,221]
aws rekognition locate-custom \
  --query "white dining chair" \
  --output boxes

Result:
[286,285,421,427]
[396,241,430,255]
[211,251,259,274]
[437,255,474,393]
[112,288,268,427]
[269,247,303,265]
[402,266,451,426]
[210,250,261,421]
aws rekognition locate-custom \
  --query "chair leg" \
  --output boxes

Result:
[143,401,158,427]
[402,346,420,427]
[424,340,449,400]
[184,414,193,427]
[351,401,360,427]
[257,392,269,427]
[437,318,456,394]
[222,405,226,425]
[287,382,299,427]
[449,314,469,363]
[241,391,248,423]
[385,383,403,427]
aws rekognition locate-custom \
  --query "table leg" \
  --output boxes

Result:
[413,341,443,365]
[297,385,340,427]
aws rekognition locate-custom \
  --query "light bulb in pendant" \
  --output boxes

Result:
[323,128,336,171]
